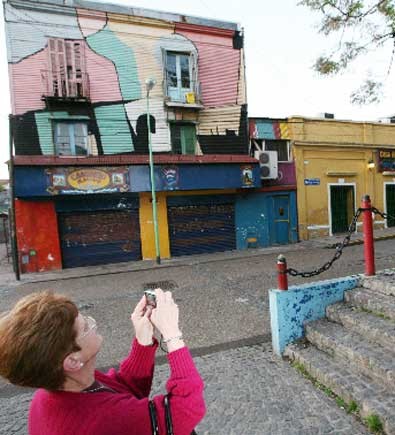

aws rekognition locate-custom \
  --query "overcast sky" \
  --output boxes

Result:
[1,0,394,178]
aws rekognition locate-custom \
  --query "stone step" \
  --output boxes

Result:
[305,319,395,390]
[345,287,395,321]
[362,272,395,297]
[284,342,395,435]
[326,303,395,352]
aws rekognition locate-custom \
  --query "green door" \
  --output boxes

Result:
[331,186,355,234]
[386,184,395,227]
[180,125,196,155]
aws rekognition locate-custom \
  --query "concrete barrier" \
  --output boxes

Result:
[269,276,360,356]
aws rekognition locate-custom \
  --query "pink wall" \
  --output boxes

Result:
[10,41,122,115]
[175,24,240,108]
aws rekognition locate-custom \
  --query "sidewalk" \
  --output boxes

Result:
[1,225,395,285]
[305,225,395,249]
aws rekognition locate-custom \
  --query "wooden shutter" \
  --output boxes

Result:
[181,125,196,155]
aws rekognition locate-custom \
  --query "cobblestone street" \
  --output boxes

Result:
[0,238,394,434]
[0,343,368,435]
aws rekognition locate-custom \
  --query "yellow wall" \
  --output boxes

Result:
[139,192,170,260]
[289,117,395,240]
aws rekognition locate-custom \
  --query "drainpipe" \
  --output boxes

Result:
[8,115,20,280]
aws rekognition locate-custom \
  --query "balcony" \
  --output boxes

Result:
[41,70,90,101]
[164,80,203,109]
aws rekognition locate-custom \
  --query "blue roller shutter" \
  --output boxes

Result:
[59,209,141,268]
[167,195,236,256]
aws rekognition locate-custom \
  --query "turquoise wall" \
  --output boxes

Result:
[87,26,141,100]
[94,104,134,153]
[235,190,298,249]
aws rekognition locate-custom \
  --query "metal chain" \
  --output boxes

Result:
[286,208,362,278]
[371,207,395,222]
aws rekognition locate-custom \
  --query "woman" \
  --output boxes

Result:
[0,288,205,434]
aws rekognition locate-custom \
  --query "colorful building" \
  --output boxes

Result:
[4,0,274,273]
[290,116,395,240]
[248,118,298,246]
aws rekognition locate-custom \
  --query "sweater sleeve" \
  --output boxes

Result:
[152,347,206,435]
[104,338,158,398]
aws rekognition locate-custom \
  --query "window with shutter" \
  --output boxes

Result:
[46,38,87,98]
[170,124,196,155]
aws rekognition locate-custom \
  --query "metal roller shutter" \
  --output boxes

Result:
[168,199,236,257]
[59,209,141,268]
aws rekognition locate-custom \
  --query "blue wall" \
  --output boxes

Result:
[269,276,360,355]
[235,190,297,249]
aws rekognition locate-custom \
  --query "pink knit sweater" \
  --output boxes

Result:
[28,339,205,435]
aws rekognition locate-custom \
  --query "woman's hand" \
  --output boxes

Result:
[150,289,184,352]
[131,296,154,346]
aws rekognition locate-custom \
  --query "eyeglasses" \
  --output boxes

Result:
[80,316,97,338]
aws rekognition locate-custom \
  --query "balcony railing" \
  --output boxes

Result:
[41,70,90,100]
[163,79,202,107]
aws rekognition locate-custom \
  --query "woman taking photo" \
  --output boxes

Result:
[0,288,205,434]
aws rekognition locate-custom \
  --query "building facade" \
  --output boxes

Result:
[4,0,269,273]
[290,116,395,240]
[249,118,298,246]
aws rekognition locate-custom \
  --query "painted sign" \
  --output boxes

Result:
[241,165,254,188]
[46,167,130,194]
[304,178,320,186]
[378,150,395,172]
[161,166,179,190]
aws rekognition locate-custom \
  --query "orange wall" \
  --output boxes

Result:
[15,200,62,273]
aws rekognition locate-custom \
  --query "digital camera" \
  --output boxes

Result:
[144,289,157,308]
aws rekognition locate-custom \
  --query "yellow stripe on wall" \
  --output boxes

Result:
[139,192,170,260]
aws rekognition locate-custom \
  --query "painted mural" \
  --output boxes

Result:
[5,0,248,156]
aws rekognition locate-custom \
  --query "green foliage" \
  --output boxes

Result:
[347,400,359,413]
[364,414,383,433]
[299,0,395,104]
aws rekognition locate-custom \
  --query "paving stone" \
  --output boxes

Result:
[305,319,395,389]
[285,342,395,434]
[345,287,395,321]
[326,302,395,351]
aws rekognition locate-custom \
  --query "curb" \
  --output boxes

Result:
[324,233,395,249]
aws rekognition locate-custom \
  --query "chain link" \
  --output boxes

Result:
[286,208,362,278]
[371,207,395,222]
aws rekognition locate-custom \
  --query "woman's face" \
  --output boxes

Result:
[74,313,103,364]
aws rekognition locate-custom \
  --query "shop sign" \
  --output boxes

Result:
[46,167,130,195]
[378,150,395,173]
[304,178,320,186]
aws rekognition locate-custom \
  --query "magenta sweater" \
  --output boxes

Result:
[28,339,205,435]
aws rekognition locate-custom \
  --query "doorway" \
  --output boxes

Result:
[272,195,290,244]
[385,184,395,227]
[330,185,355,234]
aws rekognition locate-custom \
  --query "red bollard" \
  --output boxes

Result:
[362,195,376,276]
[277,254,288,290]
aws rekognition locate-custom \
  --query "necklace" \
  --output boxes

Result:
[83,381,116,394]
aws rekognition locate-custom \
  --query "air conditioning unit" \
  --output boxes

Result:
[254,150,278,180]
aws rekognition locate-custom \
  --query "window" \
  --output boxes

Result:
[264,140,290,162]
[46,38,88,98]
[54,122,88,156]
[170,124,196,155]
[165,52,195,102]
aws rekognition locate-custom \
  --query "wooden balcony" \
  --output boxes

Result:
[41,70,90,101]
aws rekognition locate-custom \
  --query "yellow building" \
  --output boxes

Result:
[289,116,395,240]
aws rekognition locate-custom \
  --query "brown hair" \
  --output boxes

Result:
[0,291,80,390]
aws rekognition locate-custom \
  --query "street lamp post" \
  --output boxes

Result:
[145,78,161,264]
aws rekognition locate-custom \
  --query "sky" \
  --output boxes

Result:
[1,0,394,179]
